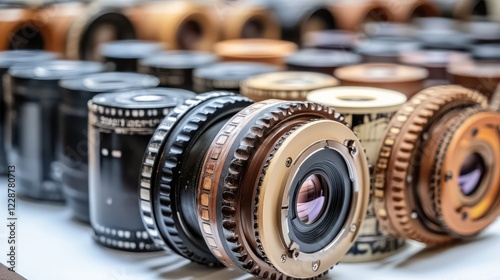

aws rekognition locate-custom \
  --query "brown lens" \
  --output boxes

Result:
[197,100,370,278]
[241,71,339,101]
[373,85,500,246]
[214,39,297,68]
[448,61,500,101]
[221,4,280,40]
[334,63,429,98]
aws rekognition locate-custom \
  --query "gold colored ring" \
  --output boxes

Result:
[241,71,339,101]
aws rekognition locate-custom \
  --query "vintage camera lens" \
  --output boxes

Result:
[89,88,194,251]
[66,2,136,61]
[197,100,370,278]
[355,37,422,64]
[285,49,362,75]
[0,6,43,50]
[417,29,474,52]
[7,60,104,201]
[221,3,280,40]
[363,22,416,38]
[374,85,500,245]
[447,61,500,100]
[193,62,279,94]
[31,2,85,55]
[59,72,160,222]
[269,1,337,44]
[303,30,359,51]
[427,3,471,20]
[214,39,297,68]
[0,50,57,175]
[307,86,408,262]
[100,40,165,72]
[463,22,500,44]
[125,1,218,51]
[334,63,429,98]
[331,1,391,31]
[384,0,440,22]
[241,71,339,101]
[400,50,472,87]
[139,92,253,263]
[139,51,217,91]
[471,44,500,62]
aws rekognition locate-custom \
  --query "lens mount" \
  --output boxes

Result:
[139,92,253,265]
[431,109,500,238]
[197,100,370,278]
[374,85,489,246]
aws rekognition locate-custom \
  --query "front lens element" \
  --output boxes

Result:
[459,153,486,196]
[297,174,327,224]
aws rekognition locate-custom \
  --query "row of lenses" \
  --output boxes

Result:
[1,0,497,60]
[1,52,499,278]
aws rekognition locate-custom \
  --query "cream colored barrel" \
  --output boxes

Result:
[307,86,408,262]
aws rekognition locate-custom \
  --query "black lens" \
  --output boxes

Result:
[100,40,164,72]
[78,8,136,61]
[286,49,362,75]
[0,50,57,176]
[139,51,217,92]
[59,72,160,222]
[7,60,103,201]
[193,62,279,93]
[289,148,352,254]
[88,88,195,252]
[139,92,253,264]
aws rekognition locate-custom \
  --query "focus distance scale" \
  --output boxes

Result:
[139,92,370,279]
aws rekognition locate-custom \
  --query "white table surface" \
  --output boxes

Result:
[1,176,499,280]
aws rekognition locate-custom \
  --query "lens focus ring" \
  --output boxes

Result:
[140,92,253,265]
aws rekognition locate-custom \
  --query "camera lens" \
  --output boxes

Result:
[355,37,421,64]
[0,6,44,51]
[464,22,500,44]
[89,88,194,251]
[59,72,160,222]
[222,4,280,40]
[197,100,370,278]
[303,30,359,51]
[126,1,218,51]
[307,86,408,262]
[331,1,390,31]
[193,62,279,94]
[139,92,253,264]
[417,29,473,52]
[448,61,500,100]
[139,51,218,92]
[385,0,440,22]
[7,60,104,201]
[271,2,336,44]
[399,50,471,87]
[66,3,136,61]
[100,40,165,72]
[334,63,429,98]
[214,39,297,68]
[285,49,362,75]
[241,71,339,101]
[32,2,85,55]
[374,85,500,245]
[471,44,500,62]
[0,50,57,175]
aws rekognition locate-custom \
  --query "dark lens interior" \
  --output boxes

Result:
[9,26,44,50]
[241,18,265,38]
[177,20,202,50]
[459,152,486,196]
[296,174,328,224]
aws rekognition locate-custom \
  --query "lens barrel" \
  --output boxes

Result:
[1,50,57,175]
[193,62,279,94]
[88,88,194,251]
[59,72,160,222]
[308,86,408,262]
[8,60,104,201]
[100,40,165,72]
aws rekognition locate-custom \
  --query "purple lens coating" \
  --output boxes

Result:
[459,153,485,196]
[297,174,327,224]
